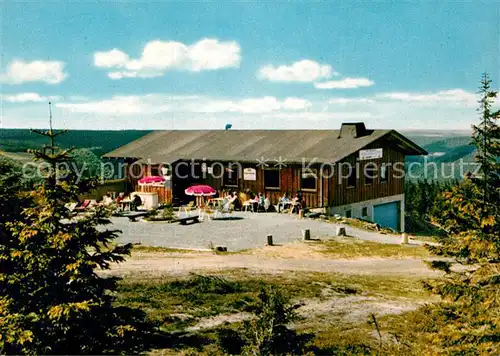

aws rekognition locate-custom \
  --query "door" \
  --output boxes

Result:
[373,201,400,231]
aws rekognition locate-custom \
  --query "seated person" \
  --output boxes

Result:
[239,189,249,203]
[278,192,290,212]
[264,196,271,211]
[248,192,258,211]
[291,193,302,213]
[102,193,114,206]
[116,193,125,211]
[223,192,237,210]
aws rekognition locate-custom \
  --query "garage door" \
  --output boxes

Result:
[373,202,400,231]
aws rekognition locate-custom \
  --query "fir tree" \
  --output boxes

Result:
[424,74,500,353]
[0,120,150,354]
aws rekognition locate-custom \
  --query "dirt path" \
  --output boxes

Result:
[106,245,441,278]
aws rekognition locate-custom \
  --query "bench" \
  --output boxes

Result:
[126,212,150,222]
[178,215,200,225]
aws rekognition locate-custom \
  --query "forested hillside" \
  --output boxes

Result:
[403,132,474,180]
[0,129,151,157]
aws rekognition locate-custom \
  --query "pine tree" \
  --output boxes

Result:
[424,74,500,353]
[0,122,150,354]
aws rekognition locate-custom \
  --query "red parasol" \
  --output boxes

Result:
[138,176,166,184]
[184,184,216,196]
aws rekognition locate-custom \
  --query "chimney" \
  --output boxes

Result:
[338,122,367,138]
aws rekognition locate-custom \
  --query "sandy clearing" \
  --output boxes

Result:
[105,248,441,278]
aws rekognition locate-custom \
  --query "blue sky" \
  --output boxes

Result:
[1,1,498,130]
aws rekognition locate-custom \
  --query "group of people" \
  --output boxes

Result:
[103,192,143,211]
[278,192,306,213]
[209,189,306,214]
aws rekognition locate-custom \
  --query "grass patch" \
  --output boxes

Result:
[116,270,435,354]
[116,270,431,329]
[318,238,432,259]
[131,245,207,254]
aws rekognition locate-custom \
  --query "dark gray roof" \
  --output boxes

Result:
[103,129,427,164]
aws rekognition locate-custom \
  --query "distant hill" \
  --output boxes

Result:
[403,131,474,181]
[0,129,151,157]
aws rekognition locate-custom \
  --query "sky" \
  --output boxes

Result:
[0,1,499,130]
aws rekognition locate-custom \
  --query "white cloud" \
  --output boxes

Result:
[257,60,335,82]
[3,92,61,103]
[314,77,374,89]
[377,89,478,106]
[263,111,377,121]
[3,88,480,131]
[328,97,376,104]
[94,38,241,79]
[94,49,130,68]
[0,60,67,84]
[283,97,313,110]
[57,95,170,115]
[56,95,312,116]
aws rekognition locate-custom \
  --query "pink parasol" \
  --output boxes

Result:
[138,176,166,184]
[184,184,216,196]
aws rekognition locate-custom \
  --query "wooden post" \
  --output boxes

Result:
[267,234,273,246]
[401,233,409,244]
[302,229,311,240]
[298,209,304,219]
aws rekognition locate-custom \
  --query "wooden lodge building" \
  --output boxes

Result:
[104,123,427,231]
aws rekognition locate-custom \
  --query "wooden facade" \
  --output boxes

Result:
[129,136,407,208]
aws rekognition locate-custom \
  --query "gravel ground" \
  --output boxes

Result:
[110,212,426,251]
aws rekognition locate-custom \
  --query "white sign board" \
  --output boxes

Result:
[359,148,383,160]
[243,168,256,181]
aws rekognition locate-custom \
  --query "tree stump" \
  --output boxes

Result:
[267,234,273,246]
[336,226,346,236]
[302,229,311,240]
[401,233,409,244]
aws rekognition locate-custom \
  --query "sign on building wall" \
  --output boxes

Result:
[359,148,383,160]
[243,168,257,181]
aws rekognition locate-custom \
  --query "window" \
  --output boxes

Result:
[345,210,352,218]
[224,165,238,186]
[160,165,171,177]
[301,169,317,191]
[150,166,160,176]
[347,166,357,187]
[264,169,280,189]
[364,163,377,185]
[362,207,368,216]
[380,163,388,183]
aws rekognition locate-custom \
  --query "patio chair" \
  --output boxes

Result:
[74,200,91,212]
[214,204,234,219]
[242,200,254,213]
[199,206,215,222]
[177,201,195,217]
[65,202,78,212]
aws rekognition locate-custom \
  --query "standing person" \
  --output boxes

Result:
[258,192,265,212]
[132,194,142,211]
[116,192,125,211]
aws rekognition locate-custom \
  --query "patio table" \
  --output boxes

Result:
[118,200,132,211]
